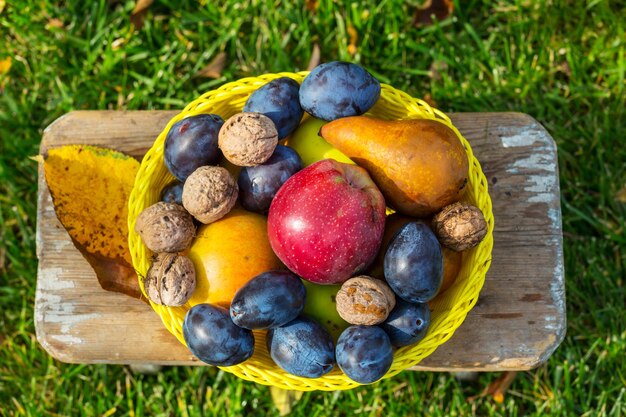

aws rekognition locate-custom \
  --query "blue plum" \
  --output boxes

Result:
[299,61,380,121]
[267,317,335,378]
[336,325,393,384]
[384,222,443,303]
[183,304,254,366]
[380,299,431,347]
[237,145,302,213]
[230,270,306,329]
[164,114,224,181]
[160,181,184,205]
[243,77,304,139]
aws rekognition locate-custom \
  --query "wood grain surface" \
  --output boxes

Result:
[35,111,566,371]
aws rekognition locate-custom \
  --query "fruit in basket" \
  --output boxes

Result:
[384,222,443,303]
[380,299,431,347]
[367,213,413,279]
[243,77,304,140]
[230,270,306,329]
[432,202,488,251]
[267,316,335,378]
[336,325,393,384]
[128,71,492,388]
[134,202,195,253]
[440,247,463,294]
[320,117,469,217]
[144,253,196,307]
[219,112,278,166]
[187,208,283,308]
[237,145,302,213]
[160,180,184,205]
[302,281,350,340]
[164,114,224,181]
[182,166,238,224]
[286,117,353,167]
[335,276,396,325]
[183,304,254,366]
[299,61,381,121]
[369,214,461,295]
[268,159,386,284]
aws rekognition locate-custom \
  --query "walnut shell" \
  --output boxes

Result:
[182,166,238,224]
[432,202,487,251]
[218,112,278,166]
[336,276,396,325]
[144,253,196,306]
[134,202,195,253]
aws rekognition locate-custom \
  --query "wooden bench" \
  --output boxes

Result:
[35,111,566,371]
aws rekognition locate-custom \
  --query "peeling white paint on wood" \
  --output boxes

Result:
[42,309,101,334]
[50,237,72,253]
[525,175,559,203]
[37,267,74,291]
[36,265,100,335]
[51,334,84,345]
[511,152,556,172]
[548,208,561,229]
[499,125,543,148]
[502,126,559,205]
[550,264,566,315]
[543,316,558,331]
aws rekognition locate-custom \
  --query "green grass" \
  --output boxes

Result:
[1,0,625,415]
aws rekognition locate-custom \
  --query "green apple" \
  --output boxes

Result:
[302,280,350,341]
[287,117,395,216]
[286,117,354,167]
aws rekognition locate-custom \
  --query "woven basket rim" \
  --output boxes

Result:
[127,71,494,391]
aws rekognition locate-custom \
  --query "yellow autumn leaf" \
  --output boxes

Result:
[43,145,142,299]
[0,56,11,74]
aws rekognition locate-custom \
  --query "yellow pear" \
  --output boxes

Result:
[320,116,469,217]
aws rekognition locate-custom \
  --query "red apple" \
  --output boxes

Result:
[267,159,386,284]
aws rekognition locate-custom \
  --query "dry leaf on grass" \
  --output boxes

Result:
[305,0,319,12]
[422,93,438,108]
[307,43,321,71]
[429,60,448,81]
[468,371,518,403]
[131,0,153,29]
[270,387,303,416]
[46,18,64,30]
[414,0,454,27]
[195,52,227,79]
[42,145,142,300]
[616,185,626,203]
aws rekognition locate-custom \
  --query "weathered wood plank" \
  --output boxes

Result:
[35,111,566,370]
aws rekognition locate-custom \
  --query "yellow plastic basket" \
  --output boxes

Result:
[127,71,494,391]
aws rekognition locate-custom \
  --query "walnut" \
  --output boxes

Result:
[336,276,396,325]
[218,112,278,166]
[432,202,487,251]
[134,202,195,253]
[182,166,238,224]
[144,253,196,306]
